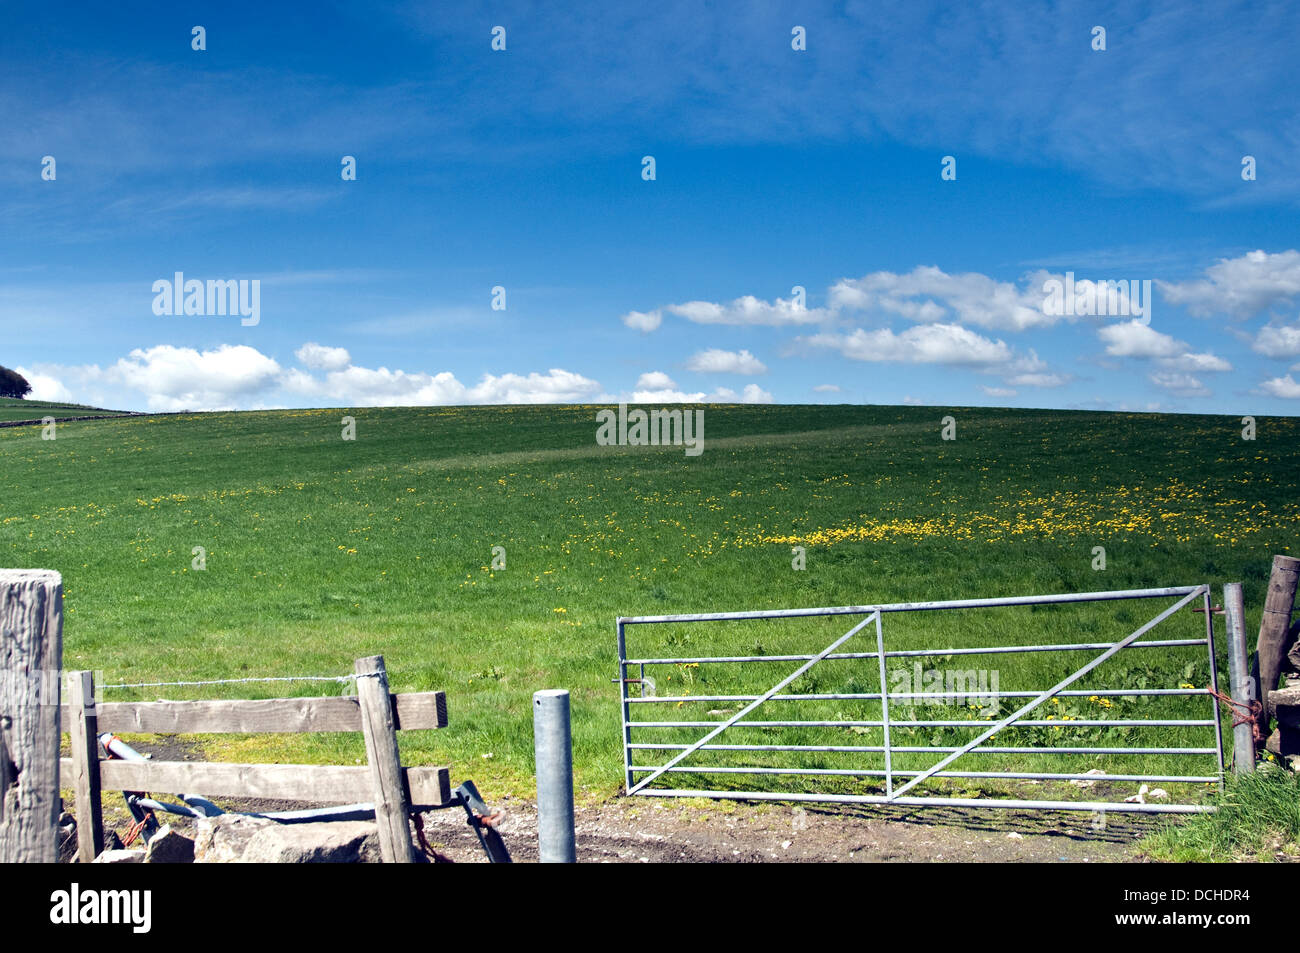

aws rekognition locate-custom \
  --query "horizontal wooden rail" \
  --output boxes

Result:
[60,758,452,809]
[63,658,449,863]
[60,691,446,734]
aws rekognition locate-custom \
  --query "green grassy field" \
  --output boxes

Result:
[0,397,133,423]
[1,404,1296,803]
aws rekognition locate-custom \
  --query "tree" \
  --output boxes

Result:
[0,365,32,399]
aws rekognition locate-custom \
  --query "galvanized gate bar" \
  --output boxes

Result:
[617,619,632,792]
[633,790,1216,813]
[626,612,878,795]
[630,766,1220,783]
[625,638,1206,665]
[873,612,893,797]
[1201,588,1227,789]
[618,585,1203,625]
[630,687,1208,704]
[886,586,1207,800]
[632,719,1214,728]
[630,744,1214,754]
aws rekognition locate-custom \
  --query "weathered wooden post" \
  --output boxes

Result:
[66,670,105,861]
[0,569,63,863]
[1254,555,1300,740]
[1223,583,1255,775]
[355,655,417,863]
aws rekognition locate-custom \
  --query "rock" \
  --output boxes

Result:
[1124,784,1151,804]
[1267,688,1300,757]
[193,815,382,863]
[145,824,195,863]
[1271,687,1300,727]
[58,813,78,863]
[1069,768,1106,788]
[93,849,145,863]
[103,830,124,852]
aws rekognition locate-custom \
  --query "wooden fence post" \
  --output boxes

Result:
[66,670,104,861]
[0,569,63,863]
[355,656,416,863]
[1223,583,1255,775]
[1255,555,1300,737]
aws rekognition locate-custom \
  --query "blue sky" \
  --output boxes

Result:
[5,0,1300,413]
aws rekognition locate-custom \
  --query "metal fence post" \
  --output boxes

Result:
[533,689,576,863]
[1223,583,1256,774]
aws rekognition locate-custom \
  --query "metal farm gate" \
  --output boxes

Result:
[616,585,1225,814]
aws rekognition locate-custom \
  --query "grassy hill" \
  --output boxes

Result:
[1,404,1296,800]
[0,397,134,423]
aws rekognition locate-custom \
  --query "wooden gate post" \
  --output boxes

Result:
[1255,555,1300,739]
[0,569,63,863]
[66,670,104,861]
[355,655,416,863]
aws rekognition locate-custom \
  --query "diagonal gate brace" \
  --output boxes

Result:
[628,611,880,795]
[888,586,1207,800]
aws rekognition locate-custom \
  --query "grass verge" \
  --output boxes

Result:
[1140,765,1300,861]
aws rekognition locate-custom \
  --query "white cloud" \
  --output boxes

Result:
[287,364,601,406]
[1006,373,1068,388]
[1161,351,1232,372]
[666,294,824,327]
[1260,374,1300,399]
[830,266,1053,331]
[14,366,74,402]
[1158,250,1300,318]
[804,323,1013,366]
[110,344,283,411]
[813,384,841,393]
[622,309,663,333]
[625,293,824,332]
[1097,321,1185,358]
[631,388,707,403]
[629,381,772,403]
[295,342,352,371]
[635,371,676,390]
[1097,321,1233,383]
[27,343,603,410]
[1149,371,1210,397]
[980,386,1017,398]
[1253,323,1300,358]
[684,348,767,375]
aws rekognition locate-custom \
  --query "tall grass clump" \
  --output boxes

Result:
[1141,765,1300,861]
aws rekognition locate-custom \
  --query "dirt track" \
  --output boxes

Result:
[87,737,1162,863]
[417,795,1159,863]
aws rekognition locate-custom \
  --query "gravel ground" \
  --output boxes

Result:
[85,737,1163,863]
[415,795,1159,863]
